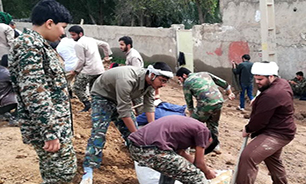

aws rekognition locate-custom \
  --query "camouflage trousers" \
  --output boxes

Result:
[73,73,100,102]
[32,140,77,184]
[291,85,306,96]
[65,71,75,94]
[128,143,208,184]
[192,103,222,137]
[83,95,138,168]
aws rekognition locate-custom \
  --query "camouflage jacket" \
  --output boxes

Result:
[183,72,229,111]
[8,28,73,144]
[290,77,306,94]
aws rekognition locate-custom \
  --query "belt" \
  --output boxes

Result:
[130,141,156,149]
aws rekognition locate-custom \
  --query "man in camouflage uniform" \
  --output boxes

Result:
[288,71,306,97]
[8,0,77,183]
[176,67,235,153]
[128,115,217,184]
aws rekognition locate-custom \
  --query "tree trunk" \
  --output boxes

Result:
[131,15,135,26]
[140,11,144,26]
[98,0,104,25]
[89,14,96,25]
[195,0,204,24]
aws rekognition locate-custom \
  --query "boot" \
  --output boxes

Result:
[80,101,91,112]
[69,89,73,99]
[3,112,19,126]
[8,116,19,127]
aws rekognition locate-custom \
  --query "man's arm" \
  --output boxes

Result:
[183,84,194,114]
[295,79,306,90]
[73,43,86,73]
[145,112,155,123]
[130,57,143,67]
[231,61,239,74]
[96,39,112,60]
[194,146,216,179]
[5,26,15,48]
[143,87,155,119]
[232,62,242,75]
[178,147,216,179]
[208,72,235,100]
[121,117,137,132]
[115,79,139,132]
[177,149,194,163]
[208,72,229,89]
[245,95,277,133]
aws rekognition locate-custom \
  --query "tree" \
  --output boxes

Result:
[2,0,37,19]
[180,0,221,25]
[2,0,221,28]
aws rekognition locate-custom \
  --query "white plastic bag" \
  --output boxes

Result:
[134,161,182,184]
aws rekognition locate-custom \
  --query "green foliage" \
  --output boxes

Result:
[2,0,37,19]
[110,56,125,65]
[2,0,221,28]
[111,56,150,68]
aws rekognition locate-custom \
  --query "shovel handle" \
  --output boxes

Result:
[230,136,249,184]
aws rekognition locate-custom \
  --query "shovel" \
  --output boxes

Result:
[230,136,249,184]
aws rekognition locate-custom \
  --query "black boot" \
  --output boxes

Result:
[69,90,73,99]
[80,101,91,112]
[3,112,19,126]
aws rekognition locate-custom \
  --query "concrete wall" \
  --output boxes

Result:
[16,0,306,81]
[16,22,178,70]
[80,24,179,69]
[217,0,306,80]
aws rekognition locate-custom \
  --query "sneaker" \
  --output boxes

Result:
[236,106,245,111]
[80,178,92,184]
[80,167,93,184]
[213,144,222,154]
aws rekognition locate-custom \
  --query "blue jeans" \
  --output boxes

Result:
[240,84,254,109]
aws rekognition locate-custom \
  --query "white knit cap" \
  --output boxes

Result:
[251,62,279,76]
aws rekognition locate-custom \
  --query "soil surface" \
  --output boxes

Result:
[0,79,306,184]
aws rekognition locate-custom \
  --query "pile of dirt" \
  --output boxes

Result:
[0,79,305,184]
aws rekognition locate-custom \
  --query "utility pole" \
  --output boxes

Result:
[260,0,277,62]
[0,0,3,12]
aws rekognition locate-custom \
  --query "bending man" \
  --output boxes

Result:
[129,115,217,184]
[80,62,173,184]
[176,67,235,153]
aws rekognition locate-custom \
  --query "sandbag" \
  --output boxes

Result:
[136,102,186,126]
[134,161,182,184]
